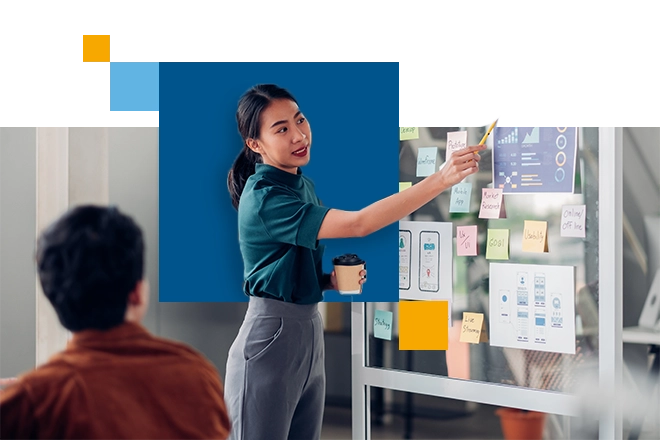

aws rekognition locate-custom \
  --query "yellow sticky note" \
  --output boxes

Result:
[399,182,412,192]
[399,300,448,350]
[400,127,419,141]
[459,312,488,344]
[486,229,509,260]
[522,220,548,253]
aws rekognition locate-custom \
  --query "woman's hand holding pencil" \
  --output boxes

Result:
[436,144,487,188]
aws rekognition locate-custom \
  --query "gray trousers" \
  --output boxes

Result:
[224,296,325,440]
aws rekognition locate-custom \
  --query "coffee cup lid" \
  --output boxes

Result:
[332,254,365,266]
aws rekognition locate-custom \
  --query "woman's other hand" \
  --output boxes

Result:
[329,269,367,291]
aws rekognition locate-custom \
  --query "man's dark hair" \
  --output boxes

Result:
[36,205,145,331]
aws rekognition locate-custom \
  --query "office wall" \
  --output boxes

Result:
[0,127,247,380]
[623,128,660,218]
[622,127,660,326]
[621,128,660,383]
[626,128,660,276]
[0,128,37,378]
[106,127,247,378]
[107,128,160,333]
[158,302,247,379]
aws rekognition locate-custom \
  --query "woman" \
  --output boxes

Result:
[225,84,485,440]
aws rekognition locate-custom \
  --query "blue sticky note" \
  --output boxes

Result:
[449,182,472,213]
[374,309,393,340]
[416,147,437,177]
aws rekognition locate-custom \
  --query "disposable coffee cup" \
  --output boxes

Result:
[332,254,366,295]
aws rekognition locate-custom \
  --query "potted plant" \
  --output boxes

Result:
[495,407,546,440]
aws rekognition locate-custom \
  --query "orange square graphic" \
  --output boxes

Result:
[83,35,110,62]
[399,300,448,350]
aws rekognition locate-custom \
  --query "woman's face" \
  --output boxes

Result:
[248,98,312,174]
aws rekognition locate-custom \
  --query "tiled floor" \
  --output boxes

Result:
[321,404,504,440]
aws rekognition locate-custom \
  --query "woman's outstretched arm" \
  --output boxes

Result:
[317,144,486,240]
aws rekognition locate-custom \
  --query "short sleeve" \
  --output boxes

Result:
[257,187,330,249]
[0,382,37,439]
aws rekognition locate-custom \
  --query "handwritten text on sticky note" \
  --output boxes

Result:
[456,225,478,256]
[522,220,548,252]
[479,188,506,219]
[400,127,419,141]
[486,229,509,260]
[374,310,393,340]
[449,182,472,213]
[416,147,438,177]
[561,205,586,238]
[446,131,468,162]
[460,312,488,344]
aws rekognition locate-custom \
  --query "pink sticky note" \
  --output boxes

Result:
[479,188,506,219]
[446,131,468,163]
[456,225,478,256]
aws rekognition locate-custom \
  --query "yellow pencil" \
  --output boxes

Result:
[479,119,499,145]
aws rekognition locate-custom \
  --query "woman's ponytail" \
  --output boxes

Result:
[228,147,261,210]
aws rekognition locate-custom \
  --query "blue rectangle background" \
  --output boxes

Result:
[159,62,399,302]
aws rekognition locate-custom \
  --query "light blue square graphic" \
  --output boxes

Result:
[374,309,393,340]
[110,62,159,111]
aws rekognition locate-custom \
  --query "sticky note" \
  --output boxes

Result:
[522,220,548,252]
[399,182,412,192]
[486,229,509,260]
[449,182,472,213]
[446,131,468,162]
[456,225,478,256]
[416,147,438,177]
[479,188,506,219]
[459,312,488,344]
[400,127,419,140]
[83,35,110,62]
[374,310,393,340]
[399,300,448,350]
[561,205,586,238]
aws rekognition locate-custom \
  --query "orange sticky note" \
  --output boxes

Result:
[399,300,448,350]
[522,220,548,253]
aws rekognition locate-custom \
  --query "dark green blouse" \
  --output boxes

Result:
[238,163,330,304]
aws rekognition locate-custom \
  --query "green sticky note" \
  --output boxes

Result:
[374,309,393,340]
[486,229,509,260]
[449,182,472,213]
[399,182,412,192]
[400,127,419,140]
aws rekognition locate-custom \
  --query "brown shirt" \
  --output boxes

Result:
[0,322,231,439]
